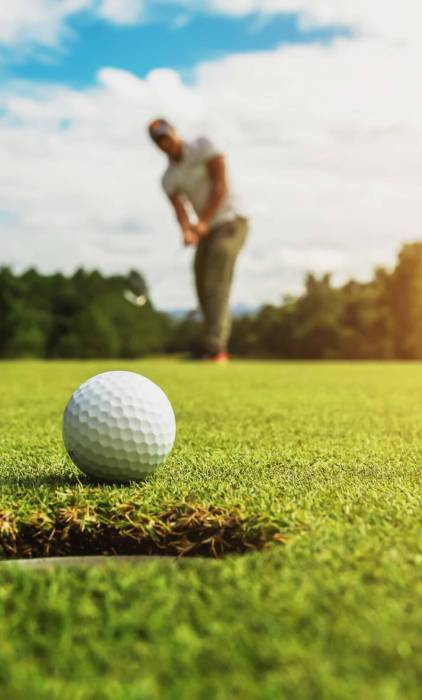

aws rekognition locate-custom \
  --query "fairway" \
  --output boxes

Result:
[1,360,422,699]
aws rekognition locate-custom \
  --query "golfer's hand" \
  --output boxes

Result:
[183,227,199,247]
[195,219,209,238]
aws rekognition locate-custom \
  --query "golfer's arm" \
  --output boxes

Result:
[200,155,227,225]
[169,193,191,233]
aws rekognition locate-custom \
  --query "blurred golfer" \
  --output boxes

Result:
[148,118,248,363]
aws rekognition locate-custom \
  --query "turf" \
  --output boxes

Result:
[1,360,422,698]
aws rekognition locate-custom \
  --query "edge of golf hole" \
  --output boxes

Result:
[0,555,198,569]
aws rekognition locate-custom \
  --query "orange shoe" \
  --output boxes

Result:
[187,351,229,363]
[211,352,229,364]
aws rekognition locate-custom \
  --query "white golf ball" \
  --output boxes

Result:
[63,371,176,482]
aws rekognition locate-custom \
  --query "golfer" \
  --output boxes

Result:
[148,118,248,363]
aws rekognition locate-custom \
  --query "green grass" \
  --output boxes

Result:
[1,360,422,698]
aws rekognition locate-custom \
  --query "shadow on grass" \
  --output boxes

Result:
[0,473,155,489]
[0,473,87,489]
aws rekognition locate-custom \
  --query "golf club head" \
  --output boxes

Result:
[123,290,147,307]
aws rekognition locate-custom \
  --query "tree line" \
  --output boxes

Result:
[231,242,422,359]
[0,268,170,358]
[1,242,421,359]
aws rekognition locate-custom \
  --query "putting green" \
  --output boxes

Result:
[1,359,422,698]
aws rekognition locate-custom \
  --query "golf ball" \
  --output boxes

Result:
[63,371,176,482]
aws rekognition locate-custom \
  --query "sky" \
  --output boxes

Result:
[1,1,421,310]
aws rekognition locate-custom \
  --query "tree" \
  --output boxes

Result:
[290,274,343,359]
[389,243,422,359]
[75,305,120,358]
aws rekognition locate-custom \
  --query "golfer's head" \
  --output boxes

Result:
[148,118,180,157]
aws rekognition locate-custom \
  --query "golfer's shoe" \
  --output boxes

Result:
[210,351,229,364]
[187,351,229,363]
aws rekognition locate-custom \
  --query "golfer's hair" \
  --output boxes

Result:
[148,117,174,139]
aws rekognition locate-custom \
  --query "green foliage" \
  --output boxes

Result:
[389,243,422,358]
[0,267,171,359]
[165,313,203,354]
[231,242,422,359]
[1,359,422,698]
[76,304,120,358]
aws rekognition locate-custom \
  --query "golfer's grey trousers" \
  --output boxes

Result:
[194,216,248,354]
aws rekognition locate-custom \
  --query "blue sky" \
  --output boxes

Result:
[6,6,345,88]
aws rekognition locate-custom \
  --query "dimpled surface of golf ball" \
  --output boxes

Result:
[63,371,176,481]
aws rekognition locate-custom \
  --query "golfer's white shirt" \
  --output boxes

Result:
[161,137,245,229]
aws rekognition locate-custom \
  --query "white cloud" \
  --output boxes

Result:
[207,0,422,43]
[0,0,148,50]
[0,0,89,48]
[97,0,145,25]
[1,3,422,309]
[171,14,192,30]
